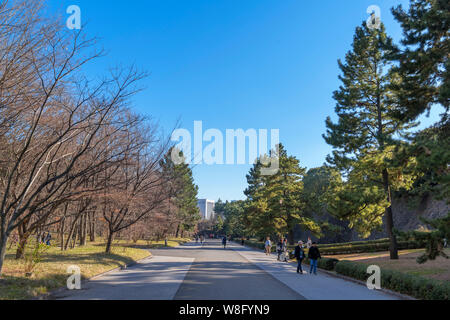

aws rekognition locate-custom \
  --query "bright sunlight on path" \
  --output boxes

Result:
[55,254,194,300]
[55,240,399,300]
[231,242,400,300]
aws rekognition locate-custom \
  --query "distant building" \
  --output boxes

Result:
[197,199,215,220]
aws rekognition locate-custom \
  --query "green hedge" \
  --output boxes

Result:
[303,257,340,271]
[244,240,277,252]
[335,260,450,300]
[318,238,390,248]
[244,239,426,256]
[242,240,448,299]
[316,240,427,255]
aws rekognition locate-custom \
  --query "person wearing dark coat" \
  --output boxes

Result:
[308,242,321,275]
[294,241,305,274]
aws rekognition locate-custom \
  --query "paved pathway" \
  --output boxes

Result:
[231,242,399,300]
[55,239,399,300]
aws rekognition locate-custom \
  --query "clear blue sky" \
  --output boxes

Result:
[48,0,443,201]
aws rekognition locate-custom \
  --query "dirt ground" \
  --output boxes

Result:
[326,249,450,282]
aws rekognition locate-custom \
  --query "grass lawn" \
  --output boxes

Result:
[0,240,154,300]
[120,237,192,250]
[325,248,450,283]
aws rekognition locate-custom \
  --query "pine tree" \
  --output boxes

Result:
[244,144,320,244]
[403,120,450,201]
[398,213,450,264]
[244,160,274,239]
[222,201,246,238]
[160,149,201,237]
[391,0,449,122]
[323,22,418,259]
[389,1,449,260]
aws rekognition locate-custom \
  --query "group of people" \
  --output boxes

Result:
[276,238,289,261]
[39,232,52,246]
[194,234,205,244]
[264,236,321,275]
[294,240,321,275]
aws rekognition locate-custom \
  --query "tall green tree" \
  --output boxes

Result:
[160,149,201,237]
[244,144,320,244]
[323,22,418,259]
[391,0,449,122]
[213,215,224,235]
[303,166,344,237]
[221,201,246,238]
[244,160,274,240]
[389,0,449,201]
[303,166,340,214]
[401,120,450,201]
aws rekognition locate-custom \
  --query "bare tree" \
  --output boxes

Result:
[100,118,172,253]
[0,0,146,273]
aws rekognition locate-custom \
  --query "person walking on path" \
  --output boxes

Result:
[306,237,312,249]
[44,232,52,246]
[276,239,283,261]
[294,241,305,274]
[281,238,289,262]
[222,236,227,249]
[241,237,245,246]
[264,237,272,256]
[283,238,288,253]
[308,242,321,275]
[195,235,199,244]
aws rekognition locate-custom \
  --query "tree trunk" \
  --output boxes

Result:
[383,169,399,259]
[16,220,29,259]
[60,217,65,251]
[89,212,96,242]
[71,222,79,249]
[79,214,87,246]
[288,229,295,246]
[175,224,180,238]
[15,235,28,259]
[0,231,9,276]
[105,231,114,254]
[64,216,79,250]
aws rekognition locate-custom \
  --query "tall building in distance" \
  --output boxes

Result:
[197,199,215,220]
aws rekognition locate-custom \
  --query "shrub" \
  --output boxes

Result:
[303,257,340,271]
[318,238,390,248]
[245,239,426,256]
[317,240,426,255]
[335,260,450,300]
[244,240,276,252]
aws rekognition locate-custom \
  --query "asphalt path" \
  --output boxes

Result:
[55,239,399,300]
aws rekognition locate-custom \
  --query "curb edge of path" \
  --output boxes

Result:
[35,253,154,300]
[310,265,416,300]
[37,239,193,300]
[232,242,416,301]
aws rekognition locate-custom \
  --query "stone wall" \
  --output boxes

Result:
[294,195,449,244]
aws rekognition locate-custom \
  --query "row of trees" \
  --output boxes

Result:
[0,0,200,275]
[243,145,322,244]
[228,0,448,259]
[324,0,448,259]
[210,145,334,244]
[213,200,245,238]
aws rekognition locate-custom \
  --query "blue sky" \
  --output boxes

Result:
[48,0,444,201]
